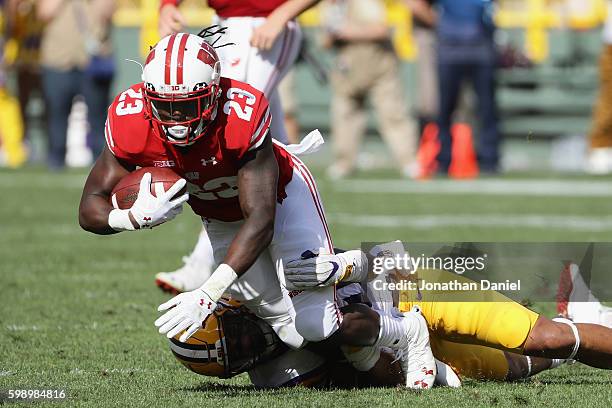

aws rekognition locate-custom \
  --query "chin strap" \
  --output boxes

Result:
[553,317,581,361]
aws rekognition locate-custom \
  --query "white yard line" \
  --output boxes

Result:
[328,213,612,231]
[0,173,87,188]
[2,174,612,197]
[334,179,612,197]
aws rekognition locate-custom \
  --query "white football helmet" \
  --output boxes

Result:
[142,33,221,145]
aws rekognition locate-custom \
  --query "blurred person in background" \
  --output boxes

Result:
[5,0,44,154]
[586,0,612,174]
[406,0,437,135]
[37,0,116,170]
[322,0,418,180]
[432,0,500,174]
[155,0,320,293]
[0,0,27,167]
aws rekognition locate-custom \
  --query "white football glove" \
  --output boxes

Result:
[155,288,217,342]
[110,172,189,231]
[285,250,360,289]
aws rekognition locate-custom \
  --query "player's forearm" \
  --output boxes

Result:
[230,137,278,276]
[36,0,66,23]
[224,212,275,275]
[266,0,321,25]
[78,195,122,235]
[196,213,273,304]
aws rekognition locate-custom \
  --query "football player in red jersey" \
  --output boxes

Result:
[155,0,320,297]
[78,32,437,389]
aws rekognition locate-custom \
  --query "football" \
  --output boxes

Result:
[110,167,185,209]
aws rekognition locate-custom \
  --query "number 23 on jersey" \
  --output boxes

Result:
[115,88,144,116]
[223,87,256,121]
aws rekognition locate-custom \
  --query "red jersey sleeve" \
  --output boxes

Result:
[105,83,152,162]
[160,0,180,8]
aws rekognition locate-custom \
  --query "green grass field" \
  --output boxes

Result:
[1,165,612,407]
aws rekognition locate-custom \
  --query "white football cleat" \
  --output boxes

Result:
[155,256,212,294]
[394,307,437,389]
[434,359,461,387]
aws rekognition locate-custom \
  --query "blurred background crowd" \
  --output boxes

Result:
[1,0,611,178]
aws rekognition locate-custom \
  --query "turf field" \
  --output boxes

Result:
[1,165,612,407]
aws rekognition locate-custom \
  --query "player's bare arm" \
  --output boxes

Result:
[36,0,66,23]
[250,0,321,50]
[159,0,186,37]
[78,147,135,235]
[224,135,279,275]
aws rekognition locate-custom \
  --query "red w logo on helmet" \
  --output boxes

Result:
[197,42,219,67]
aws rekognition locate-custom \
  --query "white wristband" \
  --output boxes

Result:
[338,250,368,283]
[108,209,136,231]
[200,263,238,302]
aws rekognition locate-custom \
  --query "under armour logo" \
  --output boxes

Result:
[199,299,212,309]
[143,217,152,222]
[201,157,218,166]
[423,368,434,376]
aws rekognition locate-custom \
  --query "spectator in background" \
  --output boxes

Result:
[5,0,44,149]
[407,0,437,135]
[323,0,418,179]
[586,0,612,174]
[37,0,116,170]
[433,0,500,174]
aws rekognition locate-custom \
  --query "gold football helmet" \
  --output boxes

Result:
[169,298,285,378]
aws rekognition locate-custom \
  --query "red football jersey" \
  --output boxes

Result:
[160,0,286,18]
[105,77,294,222]
[208,0,286,18]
